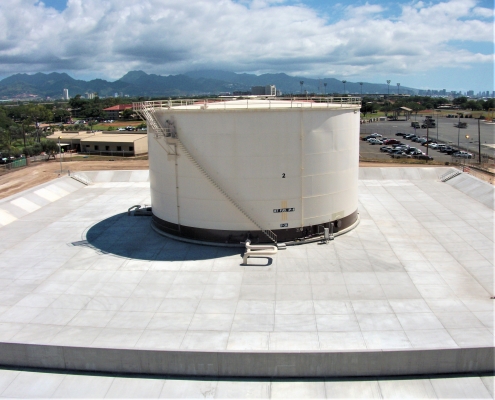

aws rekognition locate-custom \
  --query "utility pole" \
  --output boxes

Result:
[457,113,461,150]
[426,124,429,156]
[323,82,327,95]
[478,118,481,164]
[342,80,347,94]
[359,82,363,96]
[22,123,26,148]
[58,136,62,174]
[300,81,304,95]
[386,80,391,96]
[436,112,439,142]
[397,83,400,95]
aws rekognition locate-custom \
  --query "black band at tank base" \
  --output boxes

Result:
[152,210,358,244]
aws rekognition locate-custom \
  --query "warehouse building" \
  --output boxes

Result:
[46,131,147,156]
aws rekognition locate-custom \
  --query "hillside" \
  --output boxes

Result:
[0,70,415,99]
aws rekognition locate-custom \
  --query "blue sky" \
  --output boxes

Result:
[0,0,493,92]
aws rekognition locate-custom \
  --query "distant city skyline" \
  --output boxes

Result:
[0,0,492,92]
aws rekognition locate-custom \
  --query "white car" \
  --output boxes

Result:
[370,133,382,138]
[453,151,473,159]
[368,138,383,145]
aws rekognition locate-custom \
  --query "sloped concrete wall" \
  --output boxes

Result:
[0,177,85,227]
[446,173,494,210]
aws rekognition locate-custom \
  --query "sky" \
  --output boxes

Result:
[0,0,493,92]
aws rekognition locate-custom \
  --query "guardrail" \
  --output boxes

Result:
[133,97,361,113]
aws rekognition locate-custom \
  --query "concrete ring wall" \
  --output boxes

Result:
[0,343,492,378]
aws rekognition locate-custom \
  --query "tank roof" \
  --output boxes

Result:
[134,97,361,113]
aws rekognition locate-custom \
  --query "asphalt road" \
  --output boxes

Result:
[360,116,494,163]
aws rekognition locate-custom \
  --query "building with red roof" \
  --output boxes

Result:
[103,104,133,120]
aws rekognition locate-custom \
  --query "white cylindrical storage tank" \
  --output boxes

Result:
[138,98,360,244]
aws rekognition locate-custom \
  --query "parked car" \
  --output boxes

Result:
[380,146,393,152]
[384,139,401,145]
[368,138,383,145]
[453,151,473,159]
[370,133,382,138]
[391,152,412,159]
[395,132,406,137]
[413,154,434,160]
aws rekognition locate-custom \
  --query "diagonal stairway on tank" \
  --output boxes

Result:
[134,102,278,244]
[134,102,176,155]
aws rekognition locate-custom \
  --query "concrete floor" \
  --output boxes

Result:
[0,167,493,396]
[0,169,492,352]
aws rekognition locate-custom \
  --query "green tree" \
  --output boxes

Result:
[122,108,134,120]
[69,95,86,109]
[482,98,494,111]
[53,108,71,123]
[42,140,59,159]
[465,100,482,111]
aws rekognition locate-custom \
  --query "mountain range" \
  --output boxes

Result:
[0,70,415,99]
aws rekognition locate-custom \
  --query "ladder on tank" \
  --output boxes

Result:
[134,102,278,244]
[134,102,176,154]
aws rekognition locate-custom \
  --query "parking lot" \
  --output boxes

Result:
[360,116,495,163]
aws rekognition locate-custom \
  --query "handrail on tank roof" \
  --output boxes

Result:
[133,97,361,112]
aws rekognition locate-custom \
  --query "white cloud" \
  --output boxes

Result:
[0,0,492,83]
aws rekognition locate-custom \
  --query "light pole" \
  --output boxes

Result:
[359,82,363,96]
[426,124,429,156]
[478,119,481,164]
[397,83,400,95]
[342,80,347,95]
[300,81,304,95]
[436,111,439,142]
[58,136,62,174]
[457,114,461,150]
[386,80,391,96]
[465,134,470,159]
[323,82,327,95]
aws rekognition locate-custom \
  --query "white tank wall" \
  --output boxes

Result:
[149,106,359,231]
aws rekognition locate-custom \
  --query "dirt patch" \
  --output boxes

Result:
[0,158,148,200]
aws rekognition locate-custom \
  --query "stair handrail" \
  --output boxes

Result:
[176,140,277,244]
